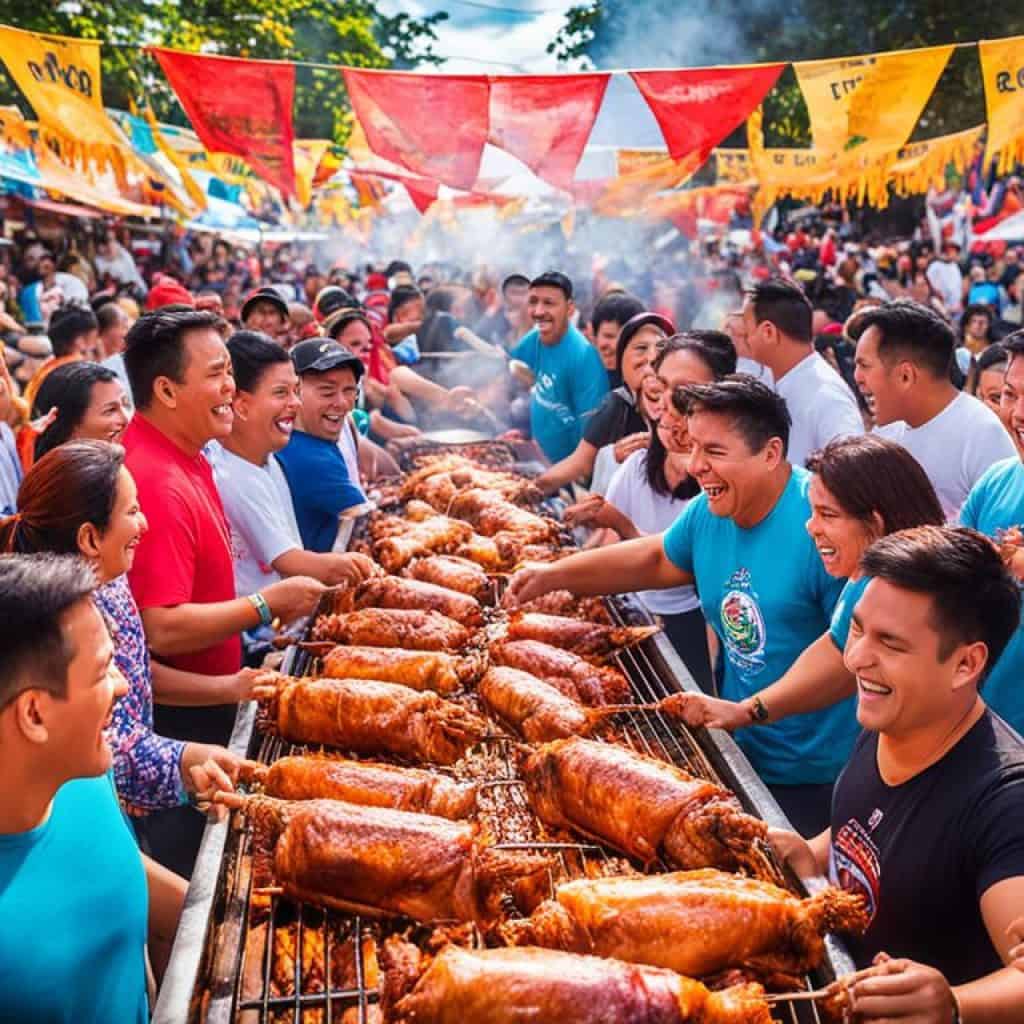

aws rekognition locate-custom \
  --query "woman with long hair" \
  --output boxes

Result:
[31,361,130,462]
[673,434,945,737]
[564,331,737,691]
[0,441,257,824]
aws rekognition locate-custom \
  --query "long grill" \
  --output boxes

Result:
[155,447,852,1024]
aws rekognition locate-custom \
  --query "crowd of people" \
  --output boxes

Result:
[3,206,1024,1021]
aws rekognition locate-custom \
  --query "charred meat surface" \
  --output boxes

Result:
[257,676,487,765]
[336,576,484,628]
[520,738,768,872]
[380,939,772,1024]
[502,868,868,977]
[404,555,493,604]
[489,639,630,706]
[312,608,472,652]
[478,666,594,743]
[319,644,484,694]
[243,754,478,819]
[507,612,658,661]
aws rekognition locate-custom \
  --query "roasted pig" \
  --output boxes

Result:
[255,676,487,765]
[478,666,594,742]
[400,457,539,509]
[516,589,612,624]
[317,644,484,694]
[228,796,549,927]
[405,555,494,604]
[489,639,630,706]
[335,576,484,628]
[507,612,659,661]
[448,488,559,543]
[312,608,472,652]
[520,738,769,873]
[455,533,566,572]
[240,754,477,819]
[380,939,772,1024]
[502,868,868,977]
[372,515,474,572]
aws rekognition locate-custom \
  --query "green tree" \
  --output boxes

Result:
[0,1,448,143]
[549,0,1023,147]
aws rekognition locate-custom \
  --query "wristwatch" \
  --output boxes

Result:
[748,695,770,724]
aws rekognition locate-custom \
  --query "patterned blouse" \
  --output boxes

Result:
[94,575,187,815]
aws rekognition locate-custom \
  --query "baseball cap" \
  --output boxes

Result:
[291,338,365,379]
[616,311,675,371]
[241,285,289,322]
[313,284,359,323]
[145,275,194,311]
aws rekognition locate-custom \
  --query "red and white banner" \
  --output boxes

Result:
[151,47,297,198]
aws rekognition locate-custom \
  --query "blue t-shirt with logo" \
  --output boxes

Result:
[960,456,1024,733]
[0,772,149,1023]
[511,324,609,463]
[663,466,854,785]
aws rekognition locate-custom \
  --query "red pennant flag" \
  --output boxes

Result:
[152,47,297,198]
[630,65,784,165]
[343,69,489,191]
[404,181,440,214]
[487,74,610,191]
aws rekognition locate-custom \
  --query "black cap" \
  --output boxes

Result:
[501,272,530,292]
[529,270,573,300]
[241,285,289,322]
[313,284,359,323]
[291,338,364,379]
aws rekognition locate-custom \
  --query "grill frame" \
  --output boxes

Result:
[155,473,855,1023]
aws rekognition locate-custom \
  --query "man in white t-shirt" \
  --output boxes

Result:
[741,277,862,467]
[212,331,377,595]
[925,242,964,316]
[850,298,1015,520]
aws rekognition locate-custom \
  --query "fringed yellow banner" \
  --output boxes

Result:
[140,105,207,212]
[0,25,129,181]
[890,125,986,195]
[979,36,1024,174]
[593,149,702,217]
[794,45,953,157]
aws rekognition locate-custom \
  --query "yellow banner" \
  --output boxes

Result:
[0,25,127,175]
[139,104,206,212]
[889,124,986,195]
[293,139,331,209]
[714,147,753,184]
[594,149,702,217]
[794,45,952,156]
[979,36,1024,173]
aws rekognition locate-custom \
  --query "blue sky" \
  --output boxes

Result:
[378,0,577,73]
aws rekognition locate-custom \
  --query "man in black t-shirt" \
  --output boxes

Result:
[771,526,1024,1022]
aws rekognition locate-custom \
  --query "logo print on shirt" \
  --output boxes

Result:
[719,567,767,674]
[829,817,881,924]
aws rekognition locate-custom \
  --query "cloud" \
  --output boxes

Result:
[378,0,574,72]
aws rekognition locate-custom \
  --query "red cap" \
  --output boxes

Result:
[145,275,195,311]
[366,272,388,291]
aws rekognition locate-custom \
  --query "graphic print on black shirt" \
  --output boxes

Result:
[828,710,1024,985]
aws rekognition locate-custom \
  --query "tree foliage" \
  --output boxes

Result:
[549,0,1023,147]
[0,1,448,143]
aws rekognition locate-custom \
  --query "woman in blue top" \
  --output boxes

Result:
[672,434,945,734]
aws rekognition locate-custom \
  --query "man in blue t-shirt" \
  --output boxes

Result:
[0,555,181,1023]
[510,270,609,463]
[278,338,368,553]
[505,375,851,835]
[960,327,1024,734]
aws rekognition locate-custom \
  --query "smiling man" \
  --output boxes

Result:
[0,555,185,1022]
[122,310,325,872]
[849,299,1013,520]
[276,337,369,553]
[771,527,1024,1022]
[505,375,851,834]
[509,270,609,463]
[213,332,376,603]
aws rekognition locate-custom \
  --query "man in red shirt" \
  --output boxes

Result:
[121,308,323,872]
